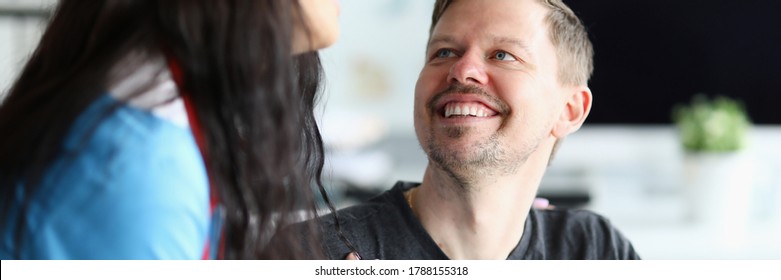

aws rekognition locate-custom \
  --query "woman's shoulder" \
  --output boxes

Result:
[22,94,210,259]
[53,95,189,174]
[54,93,207,203]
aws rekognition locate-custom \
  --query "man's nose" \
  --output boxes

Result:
[447,52,488,85]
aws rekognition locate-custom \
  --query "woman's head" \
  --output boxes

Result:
[294,0,341,54]
[0,0,337,259]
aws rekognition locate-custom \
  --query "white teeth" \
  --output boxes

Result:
[444,103,493,118]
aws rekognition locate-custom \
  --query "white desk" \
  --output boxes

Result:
[554,126,781,259]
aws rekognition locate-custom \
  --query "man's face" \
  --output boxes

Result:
[414,0,567,178]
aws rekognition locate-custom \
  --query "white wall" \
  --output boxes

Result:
[0,0,52,97]
[317,0,435,143]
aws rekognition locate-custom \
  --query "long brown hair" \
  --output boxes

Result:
[0,0,339,259]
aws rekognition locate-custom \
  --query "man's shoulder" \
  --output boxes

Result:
[527,208,640,259]
[322,188,401,225]
[531,208,620,241]
[319,200,394,232]
[316,181,428,259]
[533,208,611,226]
[321,181,417,224]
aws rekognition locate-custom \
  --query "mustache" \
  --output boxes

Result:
[427,82,510,115]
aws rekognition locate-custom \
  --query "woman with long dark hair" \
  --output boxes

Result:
[0,0,349,259]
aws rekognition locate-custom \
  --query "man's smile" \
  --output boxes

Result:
[430,91,508,126]
[443,102,498,118]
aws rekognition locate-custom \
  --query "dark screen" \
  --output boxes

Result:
[565,0,781,124]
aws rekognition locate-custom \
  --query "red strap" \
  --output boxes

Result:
[166,57,224,260]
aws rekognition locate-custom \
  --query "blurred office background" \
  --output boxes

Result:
[1,0,779,259]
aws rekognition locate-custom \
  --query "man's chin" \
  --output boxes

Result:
[429,149,491,172]
[440,125,498,140]
[430,134,491,152]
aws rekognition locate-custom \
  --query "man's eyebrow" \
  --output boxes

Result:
[427,35,458,49]
[427,35,532,55]
[493,36,532,55]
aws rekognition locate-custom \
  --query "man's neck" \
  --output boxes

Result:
[412,162,546,259]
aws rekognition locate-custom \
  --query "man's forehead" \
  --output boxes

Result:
[432,0,548,38]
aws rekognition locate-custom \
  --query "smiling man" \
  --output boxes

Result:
[318,0,639,260]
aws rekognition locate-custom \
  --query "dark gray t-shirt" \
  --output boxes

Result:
[317,181,640,260]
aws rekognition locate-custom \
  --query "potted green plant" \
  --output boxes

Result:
[673,94,750,152]
[672,94,754,229]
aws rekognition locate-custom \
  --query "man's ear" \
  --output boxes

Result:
[552,86,592,138]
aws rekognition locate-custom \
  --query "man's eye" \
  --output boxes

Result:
[435,49,455,58]
[492,51,516,61]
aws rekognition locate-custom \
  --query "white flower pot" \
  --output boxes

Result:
[683,151,754,241]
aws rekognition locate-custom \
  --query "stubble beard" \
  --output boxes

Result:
[427,126,534,192]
